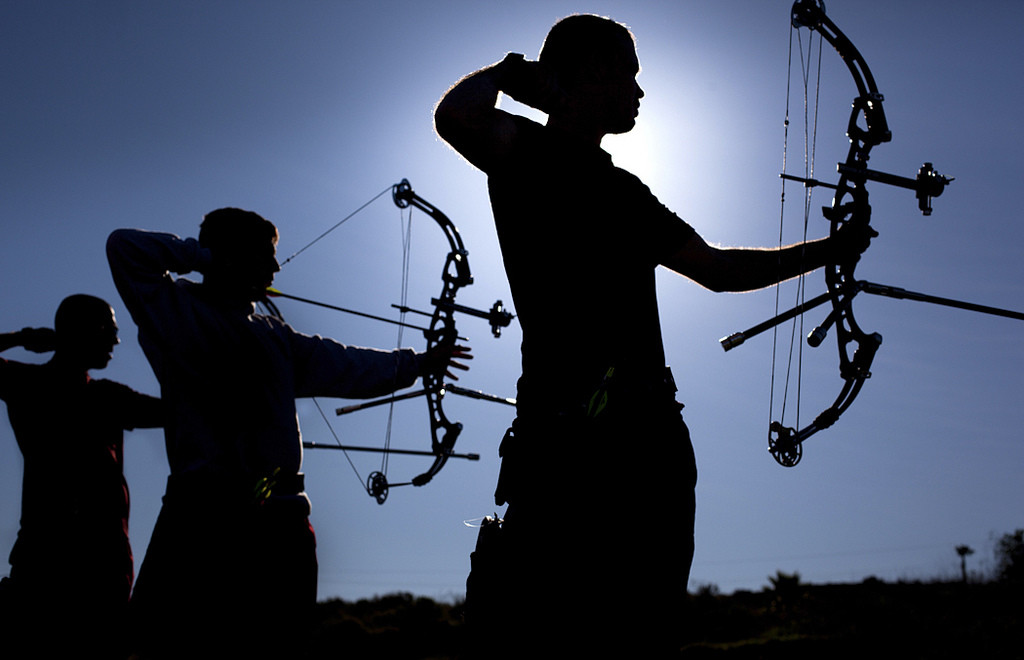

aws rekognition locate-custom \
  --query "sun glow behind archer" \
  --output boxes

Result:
[599,83,725,241]
[602,119,663,185]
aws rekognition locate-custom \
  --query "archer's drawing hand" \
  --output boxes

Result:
[422,343,473,381]
[830,222,877,264]
[18,327,57,353]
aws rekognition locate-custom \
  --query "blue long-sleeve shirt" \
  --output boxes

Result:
[106,228,421,479]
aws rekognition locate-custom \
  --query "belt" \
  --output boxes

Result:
[166,471,306,501]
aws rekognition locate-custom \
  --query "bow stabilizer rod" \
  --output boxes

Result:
[301,440,480,461]
[722,280,1024,353]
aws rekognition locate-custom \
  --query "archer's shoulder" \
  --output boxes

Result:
[0,358,37,403]
[0,357,30,389]
[483,116,565,177]
[88,377,144,396]
[0,357,40,377]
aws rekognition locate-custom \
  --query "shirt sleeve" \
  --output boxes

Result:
[106,228,210,334]
[274,318,424,400]
[615,168,697,265]
[92,379,165,431]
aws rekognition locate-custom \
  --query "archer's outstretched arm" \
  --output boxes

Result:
[665,222,871,293]
[664,235,833,293]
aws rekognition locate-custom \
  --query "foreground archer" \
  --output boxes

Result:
[106,209,467,658]
[435,11,869,657]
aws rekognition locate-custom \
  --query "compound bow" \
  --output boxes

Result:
[720,1,1023,467]
[262,179,514,503]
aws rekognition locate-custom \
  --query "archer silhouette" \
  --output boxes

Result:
[436,14,870,656]
[0,294,163,659]
[106,209,468,659]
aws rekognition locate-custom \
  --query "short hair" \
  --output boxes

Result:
[198,207,278,257]
[54,294,112,338]
[539,14,635,89]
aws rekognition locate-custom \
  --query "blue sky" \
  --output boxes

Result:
[2,0,1022,601]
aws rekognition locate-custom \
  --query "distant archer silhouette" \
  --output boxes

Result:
[0,294,162,659]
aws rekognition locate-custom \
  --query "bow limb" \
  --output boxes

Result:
[355,179,477,503]
[390,179,470,493]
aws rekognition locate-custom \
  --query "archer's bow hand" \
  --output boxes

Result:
[829,221,877,265]
[16,327,57,353]
[421,343,473,381]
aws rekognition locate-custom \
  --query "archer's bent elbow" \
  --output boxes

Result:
[105,228,134,266]
[433,84,468,142]
[433,98,484,162]
[433,108,460,149]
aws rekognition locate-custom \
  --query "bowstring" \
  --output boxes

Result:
[773,17,823,436]
[279,186,394,268]
[275,183,406,497]
[380,203,414,480]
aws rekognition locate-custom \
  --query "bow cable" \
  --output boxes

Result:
[773,16,824,451]
[378,203,415,488]
[265,184,412,499]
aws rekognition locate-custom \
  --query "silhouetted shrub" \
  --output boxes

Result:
[994,529,1024,586]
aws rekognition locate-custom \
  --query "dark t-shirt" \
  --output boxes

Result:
[0,359,160,587]
[486,117,696,413]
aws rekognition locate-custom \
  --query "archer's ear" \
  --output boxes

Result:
[195,243,215,275]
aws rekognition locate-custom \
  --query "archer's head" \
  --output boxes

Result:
[199,207,280,303]
[541,14,644,142]
[53,294,120,371]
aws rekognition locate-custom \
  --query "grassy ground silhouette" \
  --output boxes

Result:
[295,578,1022,658]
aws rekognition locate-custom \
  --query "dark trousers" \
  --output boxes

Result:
[129,479,317,659]
[467,401,697,657]
[1,558,131,659]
